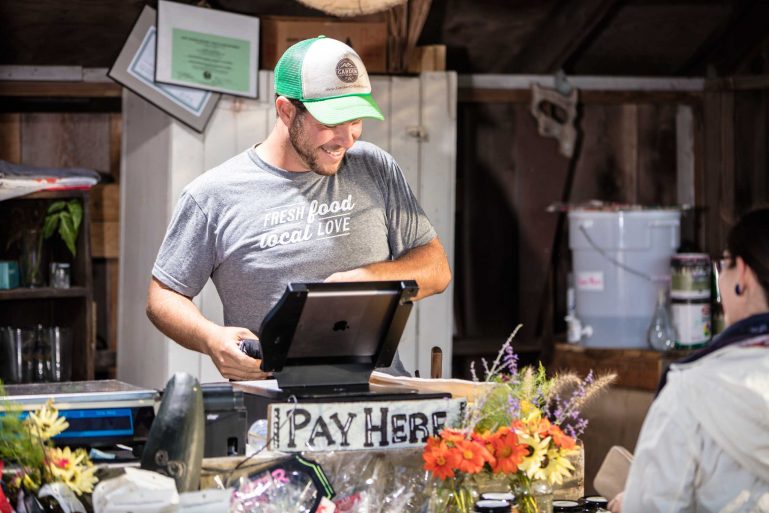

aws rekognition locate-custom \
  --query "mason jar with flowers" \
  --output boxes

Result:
[423,328,615,513]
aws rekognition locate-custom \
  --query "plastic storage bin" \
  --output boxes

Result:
[568,209,680,348]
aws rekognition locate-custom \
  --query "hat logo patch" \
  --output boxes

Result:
[335,58,359,83]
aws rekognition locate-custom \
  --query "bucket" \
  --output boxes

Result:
[568,209,680,348]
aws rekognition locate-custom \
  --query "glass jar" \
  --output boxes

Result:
[553,500,582,513]
[473,499,512,513]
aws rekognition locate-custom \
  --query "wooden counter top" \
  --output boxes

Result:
[552,343,691,391]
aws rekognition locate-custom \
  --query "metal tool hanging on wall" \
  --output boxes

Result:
[529,71,579,158]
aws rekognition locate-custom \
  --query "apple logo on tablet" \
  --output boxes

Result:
[333,320,349,331]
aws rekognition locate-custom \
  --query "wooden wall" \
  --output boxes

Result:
[455,95,687,368]
[453,79,769,377]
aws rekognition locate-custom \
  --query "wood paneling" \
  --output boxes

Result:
[90,222,119,258]
[0,82,121,97]
[90,184,119,222]
[109,113,122,180]
[509,0,621,73]
[21,113,111,171]
[0,113,21,163]
[571,3,730,75]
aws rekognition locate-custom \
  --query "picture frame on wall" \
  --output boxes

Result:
[155,0,260,98]
[108,5,220,133]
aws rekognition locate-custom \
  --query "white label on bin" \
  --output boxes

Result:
[576,271,604,291]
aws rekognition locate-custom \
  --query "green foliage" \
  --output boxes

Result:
[0,382,46,470]
[474,384,515,433]
[43,200,83,258]
[475,364,554,434]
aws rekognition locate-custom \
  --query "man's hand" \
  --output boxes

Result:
[325,268,375,283]
[204,326,272,381]
[146,278,272,381]
[323,237,451,301]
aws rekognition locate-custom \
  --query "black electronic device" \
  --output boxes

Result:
[257,280,418,393]
[201,383,247,457]
[235,280,453,427]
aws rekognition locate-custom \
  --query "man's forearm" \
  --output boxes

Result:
[146,277,268,380]
[327,237,451,300]
[146,277,218,354]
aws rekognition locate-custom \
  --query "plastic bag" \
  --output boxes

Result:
[231,455,334,513]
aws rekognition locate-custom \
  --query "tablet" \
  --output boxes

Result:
[258,281,418,390]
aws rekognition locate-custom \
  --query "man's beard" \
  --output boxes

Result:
[289,113,343,176]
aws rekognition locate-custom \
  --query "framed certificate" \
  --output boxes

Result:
[155,0,259,98]
[108,6,220,133]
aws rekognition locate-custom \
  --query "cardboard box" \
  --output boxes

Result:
[261,17,388,73]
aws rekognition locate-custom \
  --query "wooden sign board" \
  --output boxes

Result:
[268,397,466,452]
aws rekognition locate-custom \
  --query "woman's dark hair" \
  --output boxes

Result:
[727,207,769,302]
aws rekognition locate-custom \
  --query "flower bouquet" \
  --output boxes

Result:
[422,328,615,513]
[0,386,98,512]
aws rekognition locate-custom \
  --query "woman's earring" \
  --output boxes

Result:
[735,284,743,296]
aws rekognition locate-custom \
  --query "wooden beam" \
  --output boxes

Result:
[681,0,769,76]
[707,75,769,91]
[507,0,622,73]
[702,91,736,256]
[0,81,121,98]
[677,0,752,75]
[458,88,701,105]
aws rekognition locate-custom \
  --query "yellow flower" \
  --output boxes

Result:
[21,473,41,492]
[532,446,577,485]
[46,446,98,496]
[26,400,69,440]
[516,432,550,479]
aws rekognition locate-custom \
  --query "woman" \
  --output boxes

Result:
[611,208,769,512]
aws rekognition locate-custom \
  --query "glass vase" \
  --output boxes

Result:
[510,474,553,513]
[20,228,44,288]
[430,475,478,513]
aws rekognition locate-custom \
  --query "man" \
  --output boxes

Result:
[146,36,452,381]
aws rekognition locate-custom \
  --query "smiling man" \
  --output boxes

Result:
[146,36,451,381]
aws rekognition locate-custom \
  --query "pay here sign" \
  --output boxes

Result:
[268,398,467,452]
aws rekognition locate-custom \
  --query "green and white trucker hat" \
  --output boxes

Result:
[274,36,384,125]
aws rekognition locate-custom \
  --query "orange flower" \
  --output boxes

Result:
[440,428,468,445]
[489,428,528,474]
[423,440,460,480]
[455,439,494,474]
[537,418,552,438]
[549,424,576,450]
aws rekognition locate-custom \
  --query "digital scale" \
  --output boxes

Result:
[1,380,158,447]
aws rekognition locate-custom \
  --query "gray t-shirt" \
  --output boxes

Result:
[152,141,437,371]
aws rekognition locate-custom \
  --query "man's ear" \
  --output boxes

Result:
[275,96,296,125]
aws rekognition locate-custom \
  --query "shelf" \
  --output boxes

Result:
[0,286,88,300]
[11,189,91,200]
